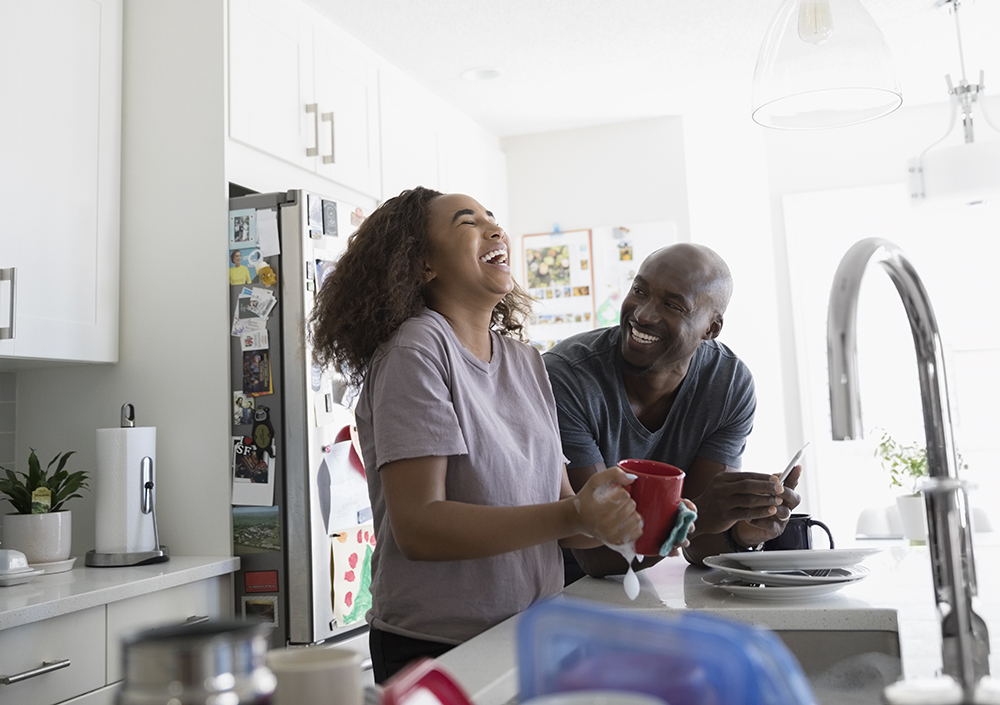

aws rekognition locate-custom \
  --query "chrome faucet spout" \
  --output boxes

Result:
[827,237,989,699]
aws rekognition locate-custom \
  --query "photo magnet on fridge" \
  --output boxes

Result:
[307,194,324,231]
[229,247,262,286]
[243,350,273,397]
[233,392,255,426]
[232,436,276,506]
[322,199,338,236]
[229,209,258,248]
[232,505,280,551]
[242,595,278,625]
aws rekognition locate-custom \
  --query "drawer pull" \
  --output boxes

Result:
[183,615,211,625]
[1,659,71,685]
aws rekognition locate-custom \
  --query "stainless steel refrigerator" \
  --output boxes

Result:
[228,190,372,647]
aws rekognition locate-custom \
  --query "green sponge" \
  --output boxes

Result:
[660,502,698,556]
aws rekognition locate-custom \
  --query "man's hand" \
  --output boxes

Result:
[733,464,802,546]
[688,469,786,538]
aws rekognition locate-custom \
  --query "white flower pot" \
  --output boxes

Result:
[895,494,927,544]
[2,511,72,563]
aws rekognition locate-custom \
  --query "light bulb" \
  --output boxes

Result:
[798,0,834,44]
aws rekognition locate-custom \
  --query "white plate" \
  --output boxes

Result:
[718,548,882,571]
[703,555,869,587]
[703,574,851,600]
[0,568,45,587]
[28,556,77,575]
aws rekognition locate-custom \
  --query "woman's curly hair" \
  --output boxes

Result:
[309,187,534,387]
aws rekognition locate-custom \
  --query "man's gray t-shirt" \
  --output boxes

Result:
[543,326,756,473]
[355,309,564,645]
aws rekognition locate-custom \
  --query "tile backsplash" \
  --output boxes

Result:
[0,372,14,464]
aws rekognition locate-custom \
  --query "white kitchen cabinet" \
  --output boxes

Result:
[229,0,381,199]
[0,606,105,705]
[379,69,443,199]
[0,0,121,365]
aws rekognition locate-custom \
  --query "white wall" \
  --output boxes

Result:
[11,0,233,557]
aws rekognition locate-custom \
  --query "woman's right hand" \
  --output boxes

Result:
[573,467,643,546]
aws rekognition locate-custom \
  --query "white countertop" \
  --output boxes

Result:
[438,540,1000,705]
[0,555,239,630]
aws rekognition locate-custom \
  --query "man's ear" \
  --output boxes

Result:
[705,315,723,340]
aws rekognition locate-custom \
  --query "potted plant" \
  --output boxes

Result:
[0,449,88,564]
[874,430,966,543]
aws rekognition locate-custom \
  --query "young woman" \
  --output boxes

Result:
[310,187,645,682]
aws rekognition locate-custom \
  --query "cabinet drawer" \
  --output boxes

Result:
[106,577,227,683]
[0,606,105,705]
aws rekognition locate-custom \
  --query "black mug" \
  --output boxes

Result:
[764,513,834,551]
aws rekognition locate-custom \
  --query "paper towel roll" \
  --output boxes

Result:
[95,426,157,554]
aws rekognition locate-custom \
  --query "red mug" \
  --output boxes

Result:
[618,459,686,556]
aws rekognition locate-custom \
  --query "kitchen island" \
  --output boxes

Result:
[0,556,238,705]
[438,542,999,705]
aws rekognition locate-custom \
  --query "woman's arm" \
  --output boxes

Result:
[381,457,640,561]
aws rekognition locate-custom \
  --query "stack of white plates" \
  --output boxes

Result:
[703,548,882,600]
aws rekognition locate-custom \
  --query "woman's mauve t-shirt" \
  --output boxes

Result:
[355,308,565,644]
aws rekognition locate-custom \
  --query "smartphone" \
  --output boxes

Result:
[778,441,809,484]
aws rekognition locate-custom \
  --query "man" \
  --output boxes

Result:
[543,243,801,579]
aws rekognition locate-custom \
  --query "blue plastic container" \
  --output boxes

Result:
[517,598,818,705]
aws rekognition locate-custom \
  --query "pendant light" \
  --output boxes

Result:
[752,0,902,129]
[907,0,1000,205]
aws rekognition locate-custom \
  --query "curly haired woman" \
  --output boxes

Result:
[310,187,644,682]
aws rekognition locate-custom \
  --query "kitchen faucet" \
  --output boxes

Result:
[827,237,990,701]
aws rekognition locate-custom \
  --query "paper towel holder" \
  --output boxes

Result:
[86,404,170,567]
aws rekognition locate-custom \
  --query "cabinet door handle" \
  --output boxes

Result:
[321,111,335,164]
[305,103,320,157]
[0,267,15,340]
[1,659,72,685]
[182,615,211,626]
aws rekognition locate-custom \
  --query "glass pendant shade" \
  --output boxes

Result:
[752,0,902,129]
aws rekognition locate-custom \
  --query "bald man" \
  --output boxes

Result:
[543,243,802,579]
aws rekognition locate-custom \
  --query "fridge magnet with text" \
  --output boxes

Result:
[331,523,377,627]
[234,392,255,426]
[322,199,339,236]
[242,595,278,626]
[241,330,269,351]
[247,288,277,318]
[232,436,276,505]
[256,207,280,257]
[228,247,261,286]
[244,570,279,593]
[232,299,267,337]
[229,208,257,248]
[232,505,280,552]
[307,194,324,231]
[243,350,273,397]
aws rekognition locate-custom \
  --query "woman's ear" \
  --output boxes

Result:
[421,260,436,284]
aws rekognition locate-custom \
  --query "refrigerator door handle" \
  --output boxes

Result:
[306,103,320,157]
[0,267,15,340]
[322,111,335,164]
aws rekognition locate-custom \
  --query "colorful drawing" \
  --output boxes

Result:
[331,524,377,626]
[525,245,571,289]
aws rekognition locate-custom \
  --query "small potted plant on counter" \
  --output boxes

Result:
[0,449,88,565]
[874,430,967,543]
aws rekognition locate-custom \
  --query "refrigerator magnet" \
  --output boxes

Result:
[307,194,324,231]
[256,207,280,257]
[232,436,276,506]
[233,392,255,426]
[229,208,257,248]
[322,199,339,237]
[232,505,279,552]
[242,595,278,626]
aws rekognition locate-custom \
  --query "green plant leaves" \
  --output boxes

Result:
[0,449,88,514]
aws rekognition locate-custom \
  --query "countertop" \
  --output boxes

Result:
[438,539,999,705]
[0,555,239,630]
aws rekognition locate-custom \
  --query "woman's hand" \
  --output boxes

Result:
[572,467,643,546]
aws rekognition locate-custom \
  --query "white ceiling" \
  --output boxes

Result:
[300,0,1000,137]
